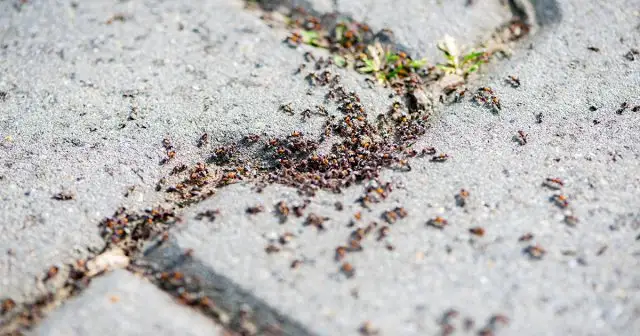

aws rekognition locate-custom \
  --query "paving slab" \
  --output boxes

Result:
[139,0,640,335]
[32,269,224,336]
[0,0,638,335]
[0,0,386,303]
[0,0,521,305]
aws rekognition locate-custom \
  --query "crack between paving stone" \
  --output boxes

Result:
[0,0,560,335]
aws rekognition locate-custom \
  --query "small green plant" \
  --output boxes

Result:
[436,35,487,77]
[299,30,328,48]
[356,43,427,83]
[284,16,427,84]
[333,55,347,67]
[356,43,384,76]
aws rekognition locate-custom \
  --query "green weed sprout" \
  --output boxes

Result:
[356,43,427,83]
[436,35,487,77]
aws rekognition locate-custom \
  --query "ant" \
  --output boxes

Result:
[431,153,449,162]
[514,130,527,145]
[280,103,294,115]
[564,215,579,227]
[455,189,469,207]
[524,245,546,259]
[427,216,448,229]
[469,227,485,236]
[197,133,208,147]
[341,262,355,278]
[542,178,564,190]
[505,75,521,88]
[246,205,265,214]
[518,233,534,242]
[53,191,75,201]
[550,194,569,208]
[286,32,302,46]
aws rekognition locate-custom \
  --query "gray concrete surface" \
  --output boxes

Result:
[0,0,638,335]
[0,0,351,302]
[32,269,224,336]
[141,0,640,335]
[329,0,514,59]
[0,0,516,304]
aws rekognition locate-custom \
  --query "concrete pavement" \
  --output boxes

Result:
[1,0,638,335]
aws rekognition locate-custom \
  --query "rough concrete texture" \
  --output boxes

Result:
[141,0,640,335]
[0,0,517,304]
[0,0,638,335]
[270,0,516,59]
[0,0,372,302]
[329,0,514,59]
[32,270,223,336]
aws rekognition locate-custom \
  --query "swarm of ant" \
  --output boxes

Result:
[257,2,528,97]
[2,3,537,335]
[473,87,502,113]
[281,7,434,91]
[160,2,534,204]
[164,63,432,200]
[98,206,177,254]
[153,3,536,294]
